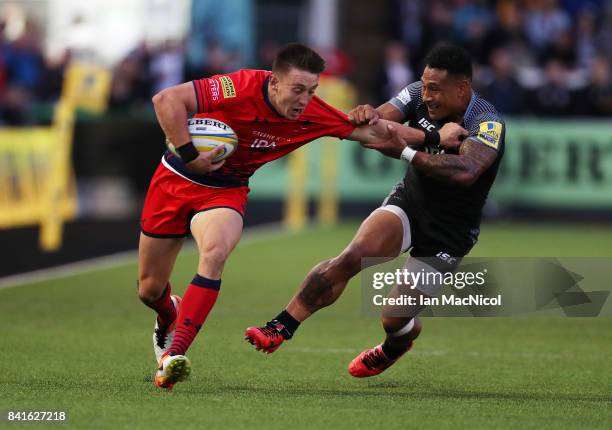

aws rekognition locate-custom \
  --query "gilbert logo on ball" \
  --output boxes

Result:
[167,118,238,162]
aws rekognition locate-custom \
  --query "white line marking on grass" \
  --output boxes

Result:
[290,347,362,354]
[0,249,138,290]
[288,347,599,360]
[289,346,448,356]
[0,223,293,291]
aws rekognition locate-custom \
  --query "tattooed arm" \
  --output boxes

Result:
[411,137,498,186]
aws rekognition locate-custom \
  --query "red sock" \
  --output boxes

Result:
[167,275,221,356]
[146,284,177,329]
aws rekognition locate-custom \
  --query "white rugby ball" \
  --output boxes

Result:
[167,117,238,163]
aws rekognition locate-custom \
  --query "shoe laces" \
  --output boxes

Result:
[260,324,284,340]
[362,347,391,370]
[155,326,168,348]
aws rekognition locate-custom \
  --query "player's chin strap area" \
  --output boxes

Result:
[388,318,415,338]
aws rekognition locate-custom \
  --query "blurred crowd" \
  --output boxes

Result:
[2,0,612,126]
[0,19,65,125]
[380,0,612,116]
[0,21,245,124]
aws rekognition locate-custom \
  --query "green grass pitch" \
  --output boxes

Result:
[1,222,611,429]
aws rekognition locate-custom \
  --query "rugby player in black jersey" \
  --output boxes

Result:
[246,44,506,377]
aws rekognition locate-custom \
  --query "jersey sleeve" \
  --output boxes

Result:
[388,81,422,121]
[466,111,506,152]
[192,70,245,113]
[308,96,356,139]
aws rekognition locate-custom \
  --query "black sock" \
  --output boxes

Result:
[381,338,411,360]
[269,310,300,339]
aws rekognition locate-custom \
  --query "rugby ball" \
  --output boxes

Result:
[167,117,238,162]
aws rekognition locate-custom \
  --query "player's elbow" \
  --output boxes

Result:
[453,172,477,187]
[152,86,186,113]
[152,88,172,110]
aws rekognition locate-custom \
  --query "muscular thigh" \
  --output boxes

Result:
[190,208,244,257]
[344,209,405,260]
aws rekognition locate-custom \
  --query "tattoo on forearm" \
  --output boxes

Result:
[414,139,497,184]
[420,154,471,179]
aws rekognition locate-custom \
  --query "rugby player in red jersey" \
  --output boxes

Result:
[138,43,466,389]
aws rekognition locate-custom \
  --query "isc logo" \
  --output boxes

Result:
[436,252,457,265]
[418,118,436,131]
[251,138,277,149]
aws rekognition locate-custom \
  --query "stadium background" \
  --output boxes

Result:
[1,0,611,273]
[0,1,610,429]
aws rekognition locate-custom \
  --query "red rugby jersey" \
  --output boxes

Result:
[162,69,356,187]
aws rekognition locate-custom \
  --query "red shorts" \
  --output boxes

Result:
[140,164,249,238]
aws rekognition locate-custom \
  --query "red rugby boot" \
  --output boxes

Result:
[348,342,413,378]
[244,322,286,353]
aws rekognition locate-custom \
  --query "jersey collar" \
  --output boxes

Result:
[464,91,477,119]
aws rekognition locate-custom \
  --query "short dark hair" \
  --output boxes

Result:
[424,44,473,79]
[272,43,326,74]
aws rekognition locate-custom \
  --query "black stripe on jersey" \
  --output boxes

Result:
[192,206,244,219]
[141,229,190,239]
[163,152,249,188]
[202,79,211,112]
[192,80,201,113]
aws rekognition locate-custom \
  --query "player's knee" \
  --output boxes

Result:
[137,275,165,304]
[333,243,367,276]
[199,245,230,272]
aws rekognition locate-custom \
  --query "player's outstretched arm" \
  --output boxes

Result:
[358,123,493,186]
[348,102,405,125]
[350,120,467,159]
[348,119,425,158]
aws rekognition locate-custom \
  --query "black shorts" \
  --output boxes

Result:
[381,180,478,272]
